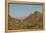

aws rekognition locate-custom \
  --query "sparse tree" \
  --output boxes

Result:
[34,11,39,14]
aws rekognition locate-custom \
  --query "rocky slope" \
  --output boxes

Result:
[8,11,43,30]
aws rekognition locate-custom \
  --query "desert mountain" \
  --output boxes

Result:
[8,11,43,30]
[23,11,43,24]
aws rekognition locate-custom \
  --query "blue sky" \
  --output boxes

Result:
[9,4,42,19]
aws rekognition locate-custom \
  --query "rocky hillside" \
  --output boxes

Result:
[8,15,21,30]
[23,12,43,24]
[8,11,43,30]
